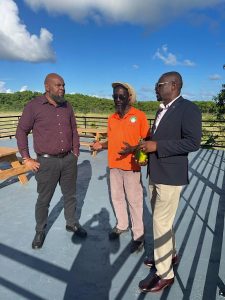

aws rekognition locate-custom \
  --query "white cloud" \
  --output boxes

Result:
[20,85,28,92]
[183,59,195,67]
[198,91,217,100]
[0,81,13,93]
[209,74,222,80]
[24,0,224,26]
[88,93,112,99]
[153,45,195,67]
[132,64,139,70]
[0,0,55,62]
[183,90,216,101]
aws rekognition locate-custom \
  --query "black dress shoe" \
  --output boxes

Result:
[139,273,174,293]
[130,239,144,253]
[108,227,129,240]
[32,231,45,249]
[66,224,87,238]
[144,254,179,268]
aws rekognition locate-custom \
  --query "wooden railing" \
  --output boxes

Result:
[0,115,21,139]
[0,115,225,148]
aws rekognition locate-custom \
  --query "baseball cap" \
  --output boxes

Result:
[112,82,136,103]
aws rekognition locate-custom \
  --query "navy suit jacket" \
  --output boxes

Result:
[148,96,202,185]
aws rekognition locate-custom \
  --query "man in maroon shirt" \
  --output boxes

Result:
[16,73,87,249]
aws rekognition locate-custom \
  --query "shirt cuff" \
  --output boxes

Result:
[21,150,30,159]
[73,150,79,157]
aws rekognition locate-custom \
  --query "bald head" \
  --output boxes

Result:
[155,71,183,104]
[160,71,183,91]
[44,73,64,85]
[44,73,65,105]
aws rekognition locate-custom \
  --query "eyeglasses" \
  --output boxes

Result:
[112,94,127,101]
[155,81,175,89]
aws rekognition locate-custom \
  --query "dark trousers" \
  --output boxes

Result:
[35,153,78,232]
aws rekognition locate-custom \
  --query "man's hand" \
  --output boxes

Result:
[140,141,157,153]
[118,142,138,155]
[72,153,79,159]
[23,158,40,172]
[90,141,103,151]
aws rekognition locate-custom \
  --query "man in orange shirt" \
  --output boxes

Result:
[91,82,149,253]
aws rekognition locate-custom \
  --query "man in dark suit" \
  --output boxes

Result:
[138,71,202,293]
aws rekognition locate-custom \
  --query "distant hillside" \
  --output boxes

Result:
[0,91,216,115]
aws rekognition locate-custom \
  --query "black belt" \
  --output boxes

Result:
[37,151,71,158]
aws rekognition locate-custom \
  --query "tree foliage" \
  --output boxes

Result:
[213,88,225,120]
[0,91,218,115]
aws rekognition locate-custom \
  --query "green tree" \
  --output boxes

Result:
[213,88,225,120]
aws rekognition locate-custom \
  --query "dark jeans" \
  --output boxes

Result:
[35,153,78,232]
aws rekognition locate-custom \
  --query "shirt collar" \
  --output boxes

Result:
[160,94,181,110]
[41,94,49,104]
[113,106,134,119]
[41,94,67,107]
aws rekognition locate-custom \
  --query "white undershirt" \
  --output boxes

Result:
[154,95,181,133]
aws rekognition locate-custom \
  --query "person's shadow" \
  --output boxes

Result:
[98,166,115,217]
[46,159,92,234]
[64,208,120,300]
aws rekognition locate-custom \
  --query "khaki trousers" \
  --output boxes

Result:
[110,168,144,241]
[149,180,182,279]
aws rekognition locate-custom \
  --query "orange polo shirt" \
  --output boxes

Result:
[107,107,150,171]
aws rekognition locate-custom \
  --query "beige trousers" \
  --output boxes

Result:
[110,168,144,241]
[149,180,182,279]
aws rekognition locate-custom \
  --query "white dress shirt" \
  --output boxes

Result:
[154,95,181,133]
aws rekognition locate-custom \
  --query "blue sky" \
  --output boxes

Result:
[0,0,225,101]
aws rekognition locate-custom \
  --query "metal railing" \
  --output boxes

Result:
[0,115,224,148]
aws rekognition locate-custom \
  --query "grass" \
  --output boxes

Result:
[0,111,21,117]
[0,111,156,119]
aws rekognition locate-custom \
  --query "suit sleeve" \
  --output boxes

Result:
[157,103,202,157]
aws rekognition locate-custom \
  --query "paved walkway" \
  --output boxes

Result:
[0,137,225,300]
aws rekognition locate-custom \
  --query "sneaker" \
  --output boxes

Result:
[108,227,129,240]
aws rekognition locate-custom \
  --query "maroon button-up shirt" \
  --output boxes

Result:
[16,95,80,158]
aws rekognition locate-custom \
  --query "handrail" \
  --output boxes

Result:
[0,115,224,148]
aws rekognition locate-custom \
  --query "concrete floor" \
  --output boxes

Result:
[0,137,225,300]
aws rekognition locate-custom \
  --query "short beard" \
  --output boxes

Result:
[50,94,65,105]
[114,98,130,117]
[115,104,130,117]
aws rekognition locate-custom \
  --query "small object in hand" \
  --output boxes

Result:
[135,149,148,163]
